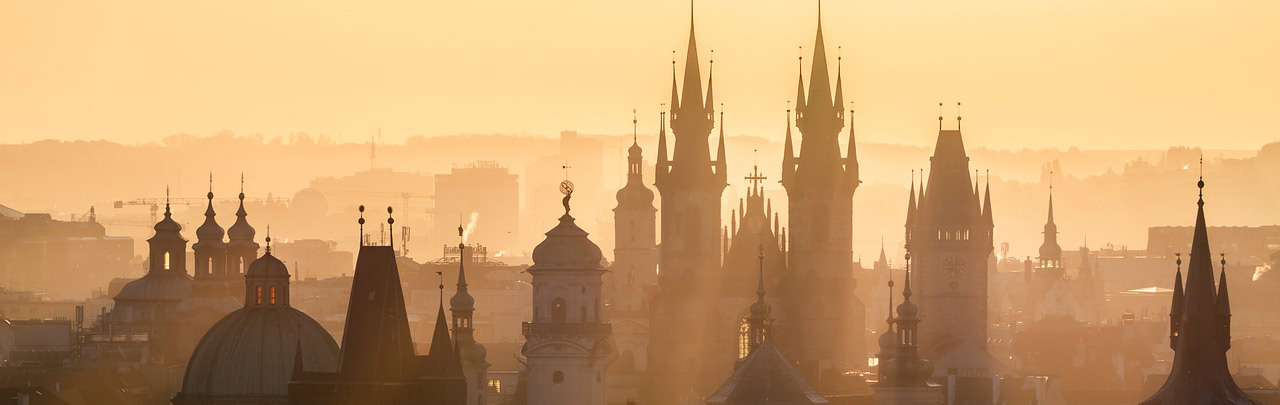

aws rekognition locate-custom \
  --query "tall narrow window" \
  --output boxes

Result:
[256,286,263,305]
[552,298,567,323]
[270,287,277,305]
[163,252,171,270]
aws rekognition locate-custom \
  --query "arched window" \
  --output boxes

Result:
[270,286,277,305]
[552,298,567,323]
[738,318,750,359]
[163,252,171,270]
[256,286,263,305]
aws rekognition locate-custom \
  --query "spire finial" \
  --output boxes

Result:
[165,185,171,211]
[957,102,963,129]
[437,271,444,304]
[632,108,638,144]
[938,102,944,130]
[239,172,245,200]
[357,205,366,247]
[886,277,895,324]
[1198,154,1205,202]
[903,249,913,299]
[208,172,214,199]
[265,225,272,254]
[387,207,395,249]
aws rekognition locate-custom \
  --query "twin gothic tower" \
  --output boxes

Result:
[645,7,865,401]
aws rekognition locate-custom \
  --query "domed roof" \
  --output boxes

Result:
[530,213,605,272]
[449,264,475,311]
[180,307,340,397]
[877,327,898,354]
[247,252,289,277]
[150,206,185,241]
[226,194,257,244]
[194,194,225,248]
[615,182,656,210]
[115,271,192,302]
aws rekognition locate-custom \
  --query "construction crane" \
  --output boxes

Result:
[113,196,285,224]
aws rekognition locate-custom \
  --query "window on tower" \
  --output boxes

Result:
[552,298,566,323]
[163,252,171,270]
[738,318,750,359]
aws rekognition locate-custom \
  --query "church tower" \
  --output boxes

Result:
[608,114,657,403]
[905,110,996,377]
[451,230,491,405]
[648,4,729,401]
[1140,173,1257,404]
[178,176,244,363]
[522,188,614,405]
[614,113,660,289]
[224,176,260,297]
[779,6,864,381]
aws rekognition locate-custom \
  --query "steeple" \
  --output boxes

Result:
[659,2,720,189]
[227,174,257,246]
[1038,178,1062,270]
[746,245,772,354]
[1140,172,1256,405]
[1170,254,1184,350]
[1217,254,1231,351]
[195,173,225,249]
[782,110,796,184]
[904,171,917,241]
[983,171,994,229]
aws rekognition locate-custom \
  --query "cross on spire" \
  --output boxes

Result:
[745,162,767,193]
[562,161,572,182]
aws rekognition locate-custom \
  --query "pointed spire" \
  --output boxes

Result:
[716,109,727,176]
[670,56,681,114]
[679,5,704,117]
[1170,253,1184,350]
[834,50,844,115]
[805,2,832,113]
[905,170,918,232]
[847,108,860,187]
[795,54,806,114]
[656,110,669,184]
[705,52,715,114]
[782,108,796,186]
[983,170,994,227]
[1217,254,1232,351]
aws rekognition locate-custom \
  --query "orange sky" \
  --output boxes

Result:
[1,0,1278,149]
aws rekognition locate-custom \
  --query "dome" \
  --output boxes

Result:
[529,214,605,272]
[291,188,329,219]
[450,289,475,311]
[194,197,225,248]
[877,327,899,356]
[116,272,192,302]
[896,300,918,319]
[247,252,289,277]
[226,194,256,244]
[460,340,488,365]
[151,208,184,238]
[615,183,656,210]
[180,307,339,397]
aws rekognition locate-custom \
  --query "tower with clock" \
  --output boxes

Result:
[903,107,999,380]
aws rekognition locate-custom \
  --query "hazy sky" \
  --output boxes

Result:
[1,1,1278,149]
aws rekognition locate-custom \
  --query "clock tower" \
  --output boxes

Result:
[904,110,996,378]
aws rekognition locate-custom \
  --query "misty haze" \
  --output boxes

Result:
[1,1,1278,405]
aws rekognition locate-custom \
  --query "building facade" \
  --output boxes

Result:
[778,11,865,382]
[522,191,614,405]
[647,8,729,402]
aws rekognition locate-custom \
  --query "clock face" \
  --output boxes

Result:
[942,256,966,280]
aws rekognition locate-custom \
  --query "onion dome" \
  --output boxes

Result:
[194,191,225,248]
[615,139,656,210]
[449,258,475,311]
[226,191,257,245]
[877,325,898,357]
[614,180,656,210]
[151,203,185,240]
[530,211,605,272]
[178,307,339,398]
